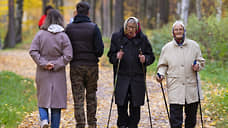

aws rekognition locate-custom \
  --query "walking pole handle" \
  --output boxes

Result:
[157,73,161,78]
[193,60,197,65]
[139,48,143,55]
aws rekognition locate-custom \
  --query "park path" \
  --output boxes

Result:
[0,50,212,128]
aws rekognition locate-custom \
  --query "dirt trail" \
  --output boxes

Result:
[0,50,211,128]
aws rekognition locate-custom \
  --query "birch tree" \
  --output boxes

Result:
[196,0,201,20]
[181,0,190,25]
[216,0,222,21]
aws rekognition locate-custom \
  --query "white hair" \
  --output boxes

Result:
[172,20,185,30]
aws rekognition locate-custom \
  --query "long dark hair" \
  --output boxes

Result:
[41,9,64,30]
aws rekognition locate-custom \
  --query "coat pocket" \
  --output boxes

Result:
[185,74,197,85]
[167,76,177,88]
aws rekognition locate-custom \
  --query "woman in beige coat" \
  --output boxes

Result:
[156,21,205,128]
[29,9,72,128]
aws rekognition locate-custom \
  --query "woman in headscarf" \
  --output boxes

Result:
[156,21,205,128]
[108,17,155,128]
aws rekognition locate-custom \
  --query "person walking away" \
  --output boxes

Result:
[156,21,205,128]
[108,17,155,128]
[38,5,53,29]
[65,1,104,128]
[30,9,72,128]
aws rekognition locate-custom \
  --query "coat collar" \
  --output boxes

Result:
[172,39,188,47]
[119,28,143,46]
[73,14,91,23]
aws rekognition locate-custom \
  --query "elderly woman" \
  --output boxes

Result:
[30,9,72,128]
[108,17,155,128]
[156,21,205,128]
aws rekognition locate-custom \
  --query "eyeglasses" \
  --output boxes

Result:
[174,28,184,32]
[127,25,137,30]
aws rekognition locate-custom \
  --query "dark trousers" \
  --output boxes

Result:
[170,102,198,128]
[117,88,140,128]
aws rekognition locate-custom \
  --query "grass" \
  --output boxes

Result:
[0,71,37,127]
[200,62,228,127]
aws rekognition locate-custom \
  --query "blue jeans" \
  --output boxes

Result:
[39,107,61,128]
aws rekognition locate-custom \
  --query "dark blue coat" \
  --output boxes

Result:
[108,28,155,106]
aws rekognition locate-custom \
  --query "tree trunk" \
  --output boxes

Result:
[181,0,190,25]
[176,1,181,17]
[4,0,16,48]
[89,0,96,22]
[114,0,123,32]
[54,0,64,14]
[139,0,146,27]
[100,1,104,34]
[147,0,157,28]
[15,0,24,44]
[102,0,111,37]
[110,0,113,32]
[216,0,222,21]
[196,0,201,20]
[0,38,2,49]
[159,0,169,25]
[42,0,50,14]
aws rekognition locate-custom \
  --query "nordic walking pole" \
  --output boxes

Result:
[157,73,171,125]
[139,48,153,128]
[106,46,123,128]
[193,60,204,128]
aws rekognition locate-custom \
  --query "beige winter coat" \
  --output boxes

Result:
[157,39,205,104]
[29,25,73,108]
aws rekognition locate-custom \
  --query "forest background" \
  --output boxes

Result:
[0,0,227,127]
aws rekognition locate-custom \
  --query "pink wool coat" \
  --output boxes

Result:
[29,27,72,108]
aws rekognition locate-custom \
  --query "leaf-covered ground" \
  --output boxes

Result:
[0,50,213,128]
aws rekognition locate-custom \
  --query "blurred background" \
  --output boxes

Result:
[0,0,227,127]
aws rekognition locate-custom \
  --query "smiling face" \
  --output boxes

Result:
[126,22,137,38]
[173,24,184,40]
